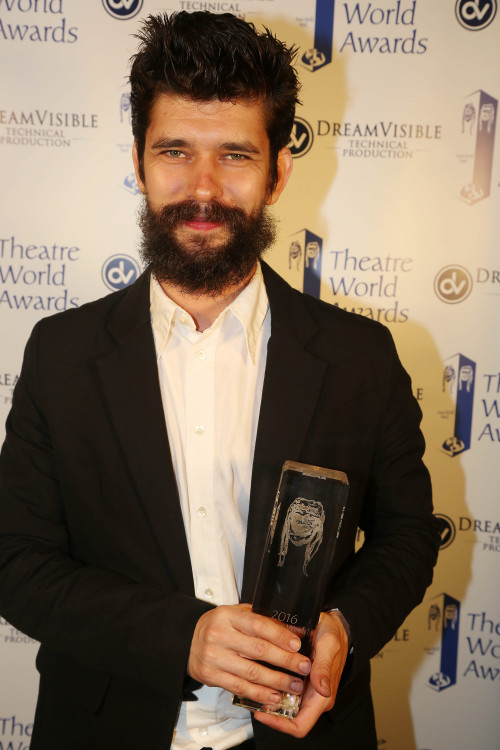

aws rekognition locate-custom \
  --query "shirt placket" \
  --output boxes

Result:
[184,327,221,605]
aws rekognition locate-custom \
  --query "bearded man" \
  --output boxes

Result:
[0,11,440,750]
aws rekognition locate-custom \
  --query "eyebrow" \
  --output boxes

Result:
[151,137,262,155]
[151,138,189,150]
[221,140,261,155]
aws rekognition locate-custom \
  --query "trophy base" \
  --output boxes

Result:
[232,691,300,719]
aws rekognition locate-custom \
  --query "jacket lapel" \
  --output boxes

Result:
[94,273,194,595]
[241,263,328,602]
[92,264,327,602]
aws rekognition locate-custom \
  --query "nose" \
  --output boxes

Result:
[188,156,223,203]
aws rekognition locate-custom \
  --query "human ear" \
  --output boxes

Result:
[266,147,293,206]
[132,141,147,194]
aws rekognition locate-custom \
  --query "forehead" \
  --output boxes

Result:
[291,499,321,514]
[146,92,269,146]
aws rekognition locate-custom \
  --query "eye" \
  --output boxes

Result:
[223,152,249,161]
[162,149,186,158]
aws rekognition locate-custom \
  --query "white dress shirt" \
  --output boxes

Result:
[150,263,271,750]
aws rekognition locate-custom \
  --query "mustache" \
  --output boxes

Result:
[138,196,277,295]
[154,199,248,230]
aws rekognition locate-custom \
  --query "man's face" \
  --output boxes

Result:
[289,500,322,541]
[133,93,292,259]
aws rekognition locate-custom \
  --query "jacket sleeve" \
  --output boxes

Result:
[0,322,213,702]
[325,326,441,676]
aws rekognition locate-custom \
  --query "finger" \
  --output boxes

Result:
[188,646,287,707]
[229,666,304,707]
[207,647,307,696]
[197,606,312,675]
[234,630,311,676]
[198,605,303,654]
[188,606,310,701]
[309,612,348,698]
[194,645,305,707]
[235,606,307,654]
[254,682,332,738]
[309,638,336,698]
[255,613,349,737]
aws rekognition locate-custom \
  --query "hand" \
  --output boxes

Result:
[254,610,349,738]
[188,603,312,707]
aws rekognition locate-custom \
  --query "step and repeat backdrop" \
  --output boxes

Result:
[1,1,499,748]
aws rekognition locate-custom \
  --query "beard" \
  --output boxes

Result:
[138,197,277,296]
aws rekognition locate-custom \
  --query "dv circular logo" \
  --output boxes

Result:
[288,117,314,158]
[102,255,141,291]
[455,0,497,30]
[435,513,456,550]
[434,265,473,303]
[102,0,144,20]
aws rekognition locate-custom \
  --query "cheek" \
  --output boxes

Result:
[224,174,267,208]
[146,171,186,203]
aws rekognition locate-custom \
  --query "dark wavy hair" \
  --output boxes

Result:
[129,11,300,192]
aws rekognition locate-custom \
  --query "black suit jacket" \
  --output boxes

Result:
[0,262,439,749]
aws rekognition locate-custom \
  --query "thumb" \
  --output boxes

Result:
[310,652,334,697]
[309,611,349,698]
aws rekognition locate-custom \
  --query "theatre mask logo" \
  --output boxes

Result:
[101,255,140,291]
[440,353,476,457]
[427,593,461,691]
[120,93,131,124]
[434,265,473,304]
[123,173,140,195]
[116,92,133,153]
[455,0,497,30]
[458,90,498,204]
[423,598,500,691]
[102,0,143,19]
[300,0,334,71]
[287,229,323,298]
[288,118,314,158]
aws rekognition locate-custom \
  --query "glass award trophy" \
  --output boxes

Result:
[233,460,349,719]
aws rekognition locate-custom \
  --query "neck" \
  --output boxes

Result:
[158,265,256,332]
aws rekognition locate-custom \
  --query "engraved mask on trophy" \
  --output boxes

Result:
[278,498,325,576]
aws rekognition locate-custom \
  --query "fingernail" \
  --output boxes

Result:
[290,638,301,651]
[290,680,303,693]
[299,660,311,675]
[321,678,331,696]
[269,692,281,703]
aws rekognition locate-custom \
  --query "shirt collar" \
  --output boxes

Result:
[150,262,269,364]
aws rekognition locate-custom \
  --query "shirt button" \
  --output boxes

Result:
[197,350,207,360]
[205,588,214,600]
[179,315,188,325]
[194,425,205,434]
[197,507,207,517]
[200,728,208,737]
